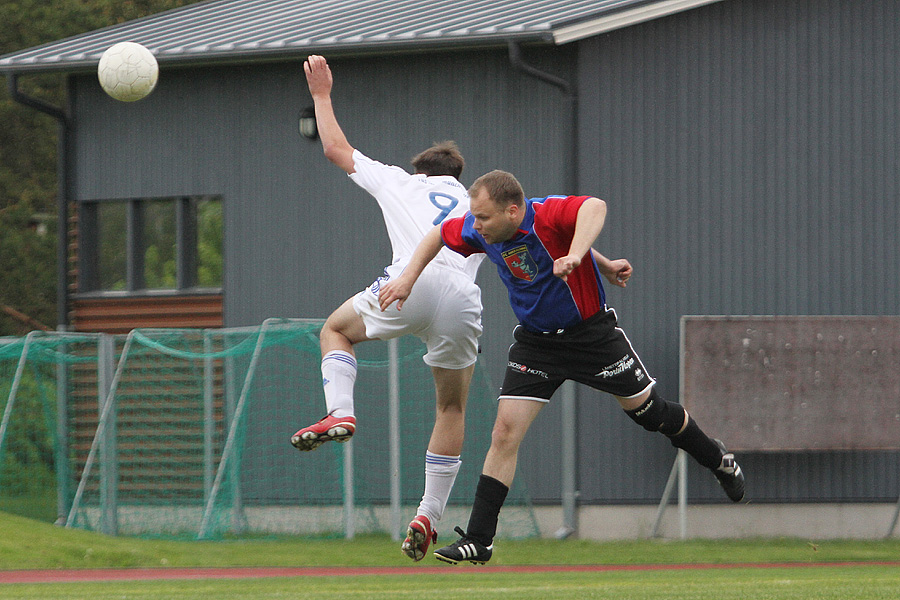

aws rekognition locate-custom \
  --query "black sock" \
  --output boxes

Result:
[465,474,509,546]
[668,416,723,470]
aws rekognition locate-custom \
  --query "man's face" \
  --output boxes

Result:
[470,188,519,244]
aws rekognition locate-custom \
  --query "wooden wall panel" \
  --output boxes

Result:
[71,294,223,333]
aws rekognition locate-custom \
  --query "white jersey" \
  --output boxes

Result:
[348,149,483,369]
[348,150,483,280]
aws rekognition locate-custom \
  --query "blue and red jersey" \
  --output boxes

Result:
[441,195,606,333]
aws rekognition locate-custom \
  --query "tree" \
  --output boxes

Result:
[0,202,55,335]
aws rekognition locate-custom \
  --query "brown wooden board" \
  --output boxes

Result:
[680,316,900,451]
[71,294,223,333]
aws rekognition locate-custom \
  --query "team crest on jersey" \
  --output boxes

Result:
[502,245,538,281]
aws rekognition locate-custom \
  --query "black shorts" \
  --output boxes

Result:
[499,307,655,402]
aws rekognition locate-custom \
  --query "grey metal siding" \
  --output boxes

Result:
[568,0,900,504]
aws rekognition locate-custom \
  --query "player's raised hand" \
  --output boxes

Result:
[304,54,333,97]
[553,254,581,281]
[379,277,412,312]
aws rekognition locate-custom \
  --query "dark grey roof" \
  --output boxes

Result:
[1,0,723,73]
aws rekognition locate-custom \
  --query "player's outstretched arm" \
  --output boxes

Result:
[592,249,632,288]
[304,55,355,173]
[553,197,607,281]
[379,226,444,311]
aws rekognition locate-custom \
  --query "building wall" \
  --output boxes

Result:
[554,0,900,506]
[69,0,900,508]
[71,295,222,333]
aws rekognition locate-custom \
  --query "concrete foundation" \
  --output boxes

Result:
[531,503,900,540]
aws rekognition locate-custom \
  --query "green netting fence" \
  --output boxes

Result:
[0,332,105,523]
[0,320,538,540]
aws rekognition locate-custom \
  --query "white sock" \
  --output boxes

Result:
[417,451,461,526]
[321,350,357,418]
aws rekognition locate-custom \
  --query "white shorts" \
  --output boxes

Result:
[352,265,482,370]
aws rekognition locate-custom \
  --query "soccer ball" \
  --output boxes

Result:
[97,42,159,102]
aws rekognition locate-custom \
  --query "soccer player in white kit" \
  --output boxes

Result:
[291,55,485,561]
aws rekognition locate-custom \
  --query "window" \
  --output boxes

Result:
[96,201,127,290]
[78,196,223,294]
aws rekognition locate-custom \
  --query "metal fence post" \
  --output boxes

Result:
[389,338,401,541]
[98,333,118,536]
[343,439,355,539]
[55,333,71,526]
[203,332,215,505]
[556,380,578,538]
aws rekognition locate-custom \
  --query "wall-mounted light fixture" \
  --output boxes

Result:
[298,106,318,140]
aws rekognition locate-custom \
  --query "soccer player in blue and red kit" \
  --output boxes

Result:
[379,169,745,564]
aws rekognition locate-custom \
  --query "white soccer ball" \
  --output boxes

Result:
[97,42,159,102]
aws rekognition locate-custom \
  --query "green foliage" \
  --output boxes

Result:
[96,201,127,290]
[142,199,178,288]
[143,245,177,288]
[0,2,205,57]
[0,100,57,214]
[0,366,56,497]
[197,199,224,286]
[0,201,56,334]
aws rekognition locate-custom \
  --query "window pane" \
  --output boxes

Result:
[143,200,176,289]
[86,195,222,293]
[97,202,127,290]
[196,197,223,287]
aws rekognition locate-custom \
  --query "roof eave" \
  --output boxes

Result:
[1,32,554,76]
[552,0,726,44]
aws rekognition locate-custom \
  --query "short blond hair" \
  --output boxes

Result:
[469,170,525,208]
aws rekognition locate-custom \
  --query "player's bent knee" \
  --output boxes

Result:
[435,400,465,414]
[623,388,685,436]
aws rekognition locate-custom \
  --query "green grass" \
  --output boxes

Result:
[1,511,899,599]
[5,566,900,600]
[2,509,899,570]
